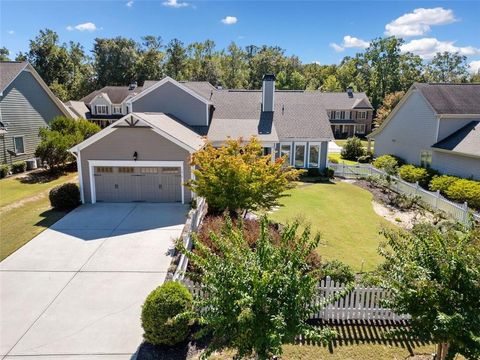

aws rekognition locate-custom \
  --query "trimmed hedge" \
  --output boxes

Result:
[0,164,9,178]
[11,161,27,174]
[398,164,431,187]
[429,175,459,195]
[444,179,480,209]
[372,155,399,174]
[141,281,193,346]
[49,183,81,210]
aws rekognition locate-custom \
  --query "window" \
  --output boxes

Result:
[345,111,351,120]
[358,111,366,119]
[140,167,158,174]
[13,136,25,154]
[294,143,306,168]
[340,111,345,120]
[161,167,180,174]
[329,110,335,119]
[280,144,291,165]
[96,105,108,115]
[112,106,122,114]
[263,147,272,156]
[335,111,341,120]
[118,167,134,173]
[355,124,366,134]
[95,166,113,173]
[420,151,432,168]
[308,143,320,168]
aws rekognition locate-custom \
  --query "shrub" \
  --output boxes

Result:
[445,179,480,209]
[429,175,459,194]
[0,164,10,178]
[141,281,193,346]
[323,167,335,179]
[389,193,419,210]
[340,137,366,161]
[321,260,355,283]
[11,160,27,174]
[306,168,321,177]
[328,156,339,164]
[49,183,80,210]
[398,164,430,187]
[372,155,399,174]
[357,153,373,163]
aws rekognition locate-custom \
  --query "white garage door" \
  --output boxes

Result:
[93,166,182,203]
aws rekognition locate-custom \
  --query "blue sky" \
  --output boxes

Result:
[1,1,479,72]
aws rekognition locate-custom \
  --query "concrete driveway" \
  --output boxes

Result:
[0,203,188,359]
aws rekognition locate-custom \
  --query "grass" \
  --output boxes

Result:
[0,169,78,260]
[328,153,358,166]
[334,139,372,149]
[268,182,391,272]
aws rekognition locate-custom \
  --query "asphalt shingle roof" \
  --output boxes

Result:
[0,61,27,93]
[81,86,145,104]
[432,121,480,157]
[414,83,480,114]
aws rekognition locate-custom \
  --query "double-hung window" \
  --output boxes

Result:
[14,136,25,154]
[358,111,366,119]
[96,105,108,115]
[355,124,366,134]
[280,144,292,165]
[308,143,320,168]
[294,143,306,168]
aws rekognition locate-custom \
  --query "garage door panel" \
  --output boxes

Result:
[94,166,182,203]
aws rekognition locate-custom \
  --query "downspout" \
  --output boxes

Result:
[70,149,85,204]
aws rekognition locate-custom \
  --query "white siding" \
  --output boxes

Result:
[432,151,480,180]
[90,95,111,115]
[374,90,438,165]
[437,118,478,142]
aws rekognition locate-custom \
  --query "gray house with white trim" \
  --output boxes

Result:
[71,75,336,204]
[369,83,480,180]
[0,61,73,164]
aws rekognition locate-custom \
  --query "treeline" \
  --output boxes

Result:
[1,29,479,108]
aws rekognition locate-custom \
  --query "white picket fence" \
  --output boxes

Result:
[329,162,480,225]
[172,197,207,281]
[180,277,410,322]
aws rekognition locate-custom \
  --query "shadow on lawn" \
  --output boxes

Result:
[18,170,66,184]
[35,208,69,228]
[302,319,428,355]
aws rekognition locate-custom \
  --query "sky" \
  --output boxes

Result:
[1,0,479,73]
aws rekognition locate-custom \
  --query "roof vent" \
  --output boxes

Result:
[129,81,137,90]
[347,88,353,98]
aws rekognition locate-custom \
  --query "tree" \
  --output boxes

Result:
[219,42,248,89]
[427,52,469,83]
[374,91,405,127]
[136,35,164,84]
[93,37,138,86]
[165,38,188,80]
[186,137,303,215]
[180,216,348,359]
[247,45,286,88]
[378,223,480,360]
[321,75,342,92]
[36,117,100,169]
[0,47,10,61]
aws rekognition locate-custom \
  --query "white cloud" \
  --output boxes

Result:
[126,0,134,7]
[468,60,480,75]
[162,0,189,8]
[401,37,480,60]
[66,22,98,32]
[221,16,238,25]
[330,35,369,52]
[7,30,14,35]
[385,7,457,37]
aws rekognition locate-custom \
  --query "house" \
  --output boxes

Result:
[368,83,480,180]
[0,61,73,165]
[71,75,336,204]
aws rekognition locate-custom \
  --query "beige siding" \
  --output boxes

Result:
[0,71,66,164]
[80,128,192,203]
[374,91,438,165]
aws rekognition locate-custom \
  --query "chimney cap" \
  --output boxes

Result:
[262,74,276,81]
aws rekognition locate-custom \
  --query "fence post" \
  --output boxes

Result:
[415,181,419,197]
[435,190,440,210]
[463,202,468,224]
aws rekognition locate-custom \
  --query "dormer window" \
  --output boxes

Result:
[96,105,108,115]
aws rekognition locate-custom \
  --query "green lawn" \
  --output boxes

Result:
[0,170,77,260]
[334,139,372,149]
[268,182,391,272]
[327,153,358,165]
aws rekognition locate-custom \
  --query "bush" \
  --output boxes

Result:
[372,155,399,174]
[323,167,334,179]
[445,179,480,209]
[398,164,430,187]
[49,183,80,210]
[429,175,459,194]
[0,164,10,178]
[141,281,193,346]
[306,168,321,177]
[321,260,355,283]
[357,153,373,163]
[340,137,366,161]
[389,193,420,210]
[11,161,27,174]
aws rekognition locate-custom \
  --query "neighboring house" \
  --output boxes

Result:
[368,83,480,180]
[0,61,73,165]
[74,81,158,128]
[71,74,336,204]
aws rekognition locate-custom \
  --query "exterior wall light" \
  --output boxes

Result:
[133,151,138,161]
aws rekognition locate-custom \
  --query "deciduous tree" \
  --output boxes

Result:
[374,91,405,127]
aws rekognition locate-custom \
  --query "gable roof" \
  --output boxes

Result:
[208,116,279,143]
[414,83,480,115]
[0,61,28,94]
[71,112,205,154]
[432,121,480,157]
[65,101,90,119]
[81,85,144,104]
